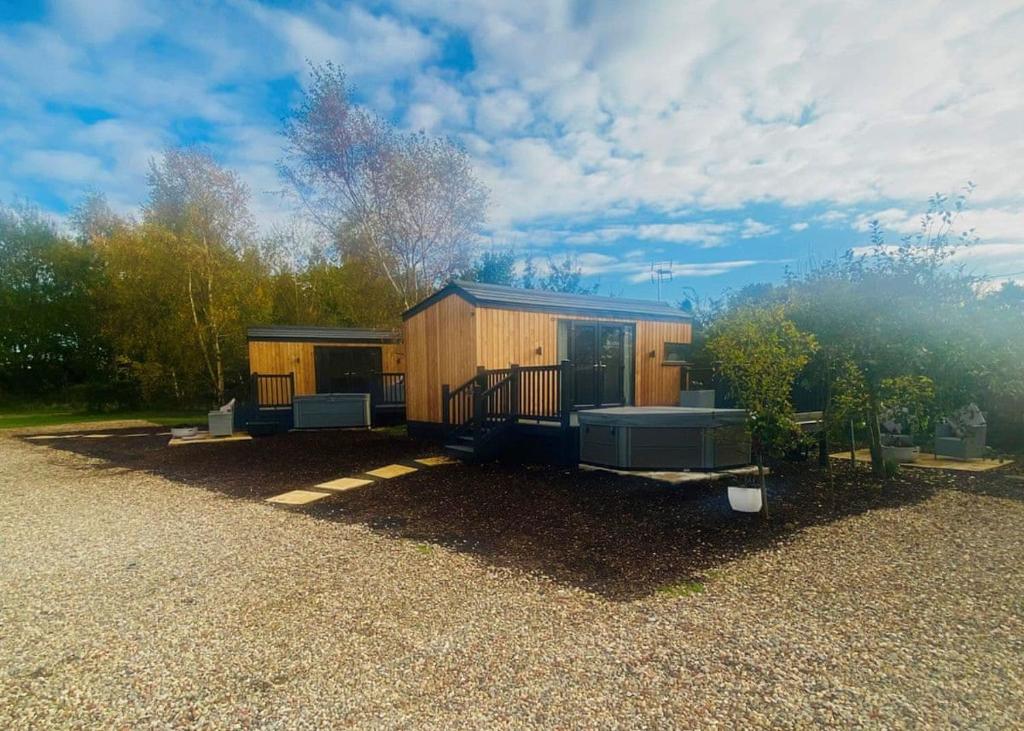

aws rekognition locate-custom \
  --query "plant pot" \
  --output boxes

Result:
[170,426,199,439]
[728,486,763,513]
[881,444,919,464]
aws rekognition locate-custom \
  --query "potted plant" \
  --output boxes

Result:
[707,306,818,517]
[170,424,200,439]
[877,376,934,464]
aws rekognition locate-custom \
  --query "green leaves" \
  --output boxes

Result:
[706,306,817,457]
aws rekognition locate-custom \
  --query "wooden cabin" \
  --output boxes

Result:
[246,326,405,417]
[401,281,693,455]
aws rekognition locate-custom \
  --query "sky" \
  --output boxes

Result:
[2,0,1023,301]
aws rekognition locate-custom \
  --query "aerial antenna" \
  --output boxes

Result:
[650,261,673,301]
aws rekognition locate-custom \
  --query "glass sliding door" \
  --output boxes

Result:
[567,321,632,408]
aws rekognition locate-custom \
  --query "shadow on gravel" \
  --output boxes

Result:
[32,427,1014,600]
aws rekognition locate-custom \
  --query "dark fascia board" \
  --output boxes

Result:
[247,326,400,344]
[401,281,692,323]
[401,282,465,321]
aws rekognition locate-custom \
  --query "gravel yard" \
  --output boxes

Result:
[2,425,1022,728]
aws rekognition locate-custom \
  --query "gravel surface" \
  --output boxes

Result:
[2,426,1022,728]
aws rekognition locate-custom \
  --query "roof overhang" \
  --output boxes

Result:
[402,281,692,323]
[247,326,400,344]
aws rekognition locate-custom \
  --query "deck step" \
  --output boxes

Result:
[443,443,478,461]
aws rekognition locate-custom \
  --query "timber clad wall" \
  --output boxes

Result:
[403,297,693,424]
[403,295,476,423]
[635,320,694,405]
[248,341,404,396]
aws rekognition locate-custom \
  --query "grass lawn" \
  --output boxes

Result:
[0,406,207,430]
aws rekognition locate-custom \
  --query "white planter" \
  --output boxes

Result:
[728,486,763,513]
[881,445,919,464]
[170,426,199,439]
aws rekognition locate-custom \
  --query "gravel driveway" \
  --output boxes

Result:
[1,428,1022,728]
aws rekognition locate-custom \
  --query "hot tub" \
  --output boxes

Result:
[293,393,371,429]
[577,406,750,470]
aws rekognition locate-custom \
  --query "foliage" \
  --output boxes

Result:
[707,306,817,458]
[0,204,109,399]
[879,375,936,437]
[462,249,598,294]
[461,248,518,286]
[281,62,488,308]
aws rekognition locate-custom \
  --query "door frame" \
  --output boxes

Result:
[562,319,635,409]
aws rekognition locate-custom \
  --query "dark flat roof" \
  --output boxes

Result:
[247,326,400,343]
[402,280,691,322]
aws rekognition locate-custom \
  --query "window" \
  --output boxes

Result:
[663,342,690,364]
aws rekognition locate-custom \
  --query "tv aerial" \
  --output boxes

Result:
[650,261,673,301]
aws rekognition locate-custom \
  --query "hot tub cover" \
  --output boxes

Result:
[577,406,748,428]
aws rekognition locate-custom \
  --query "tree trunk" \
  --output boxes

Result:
[757,451,769,519]
[866,386,884,475]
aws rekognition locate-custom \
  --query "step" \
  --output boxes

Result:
[444,443,475,454]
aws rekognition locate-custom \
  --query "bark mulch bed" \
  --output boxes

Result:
[30,425,1022,599]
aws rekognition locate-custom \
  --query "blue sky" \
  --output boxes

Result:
[2,0,1022,300]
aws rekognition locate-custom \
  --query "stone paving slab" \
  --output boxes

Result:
[169,433,253,447]
[316,476,374,492]
[366,464,419,479]
[415,456,456,466]
[266,489,332,506]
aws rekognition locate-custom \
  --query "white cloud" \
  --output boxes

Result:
[13,149,106,183]
[790,222,809,231]
[51,0,162,44]
[740,218,777,238]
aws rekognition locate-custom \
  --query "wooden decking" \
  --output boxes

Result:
[830,449,1013,472]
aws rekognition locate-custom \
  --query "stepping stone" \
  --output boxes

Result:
[82,434,112,439]
[316,476,373,492]
[366,464,418,479]
[415,456,456,466]
[266,490,331,506]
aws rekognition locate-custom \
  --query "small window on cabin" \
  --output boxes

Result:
[663,342,690,364]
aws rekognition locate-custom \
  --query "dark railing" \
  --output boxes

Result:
[474,371,515,441]
[251,372,295,408]
[442,373,477,429]
[516,363,567,423]
[443,360,574,436]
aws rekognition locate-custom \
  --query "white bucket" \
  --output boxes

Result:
[728,486,763,513]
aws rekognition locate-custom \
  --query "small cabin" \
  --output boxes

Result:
[401,281,692,450]
[246,326,405,420]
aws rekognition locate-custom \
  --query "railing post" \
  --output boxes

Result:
[442,384,450,427]
[473,380,484,440]
[560,359,573,429]
[509,364,520,422]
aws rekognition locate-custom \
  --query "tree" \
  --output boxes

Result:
[707,306,817,515]
[0,204,108,399]
[144,147,262,402]
[461,248,518,285]
[788,186,984,474]
[281,62,488,308]
[523,253,598,294]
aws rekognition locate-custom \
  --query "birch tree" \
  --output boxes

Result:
[281,62,488,308]
[145,148,257,402]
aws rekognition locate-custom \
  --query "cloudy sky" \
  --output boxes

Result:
[2,0,1022,299]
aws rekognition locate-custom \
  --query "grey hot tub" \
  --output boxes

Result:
[578,406,750,470]
[293,393,371,429]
